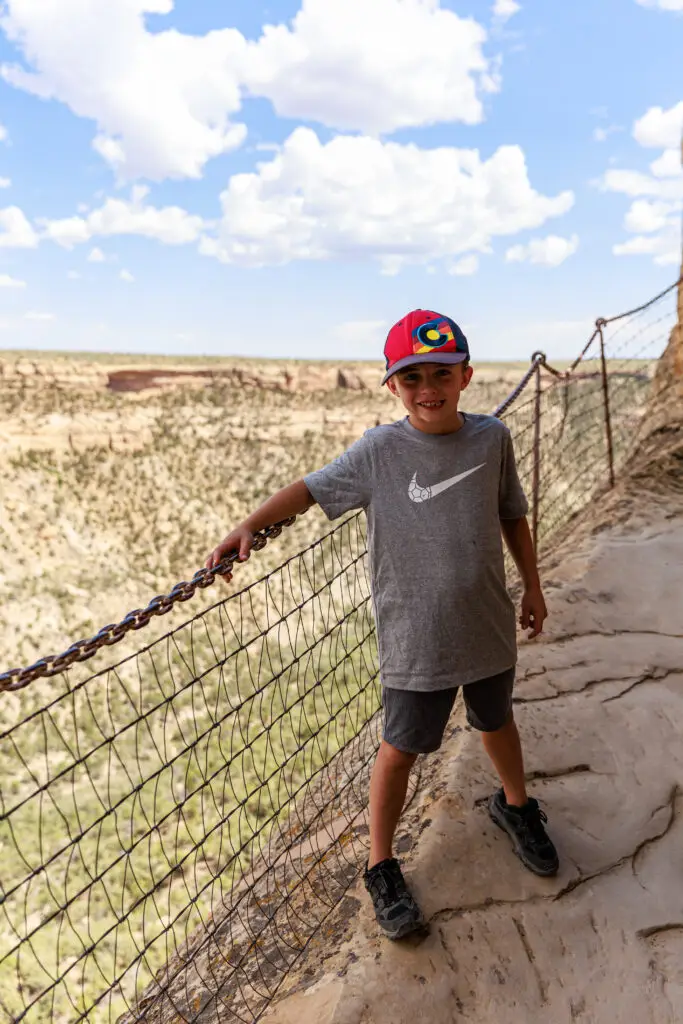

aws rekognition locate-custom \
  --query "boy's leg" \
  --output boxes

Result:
[480,716,527,808]
[368,740,417,869]
[363,687,456,939]
[371,685,457,866]
[462,668,559,876]
[365,739,423,939]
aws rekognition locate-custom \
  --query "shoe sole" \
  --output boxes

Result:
[381,913,427,941]
[488,798,559,878]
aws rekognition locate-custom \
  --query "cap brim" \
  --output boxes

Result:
[381,351,468,386]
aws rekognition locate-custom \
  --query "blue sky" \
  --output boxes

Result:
[0,0,681,362]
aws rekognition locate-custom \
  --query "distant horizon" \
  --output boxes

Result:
[0,345,540,365]
[0,346,656,369]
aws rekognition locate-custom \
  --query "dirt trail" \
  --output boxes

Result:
[263,469,683,1024]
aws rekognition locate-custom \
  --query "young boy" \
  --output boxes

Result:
[205,309,558,941]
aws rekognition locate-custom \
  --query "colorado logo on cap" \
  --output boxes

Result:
[413,318,456,354]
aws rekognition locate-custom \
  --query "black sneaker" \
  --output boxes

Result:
[363,858,425,940]
[488,789,559,877]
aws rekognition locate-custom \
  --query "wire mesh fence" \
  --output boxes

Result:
[0,515,395,1023]
[497,278,680,553]
[0,278,680,1023]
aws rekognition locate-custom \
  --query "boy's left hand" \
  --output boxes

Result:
[520,586,547,639]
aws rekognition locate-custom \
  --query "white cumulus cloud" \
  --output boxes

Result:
[0,0,248,181]
[201,128,574,271]
[449,254,480,276]
[87,247,107,262]
[41,187,204,248]
[0,272,26,287]
[602,101,682,266]
[650,149,682,177]
[603,167,682,200]
[633,102,683,148]
[119,268,135,283]
[505,234,579,267]
[623,198,677,233]
[492,0,521,21]
[0,177,11,188]
[244,0,496,135]
[612,229,681,264]
[0,0,499,181]
[0,206,39,248]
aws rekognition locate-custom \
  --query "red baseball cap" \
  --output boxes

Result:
[381,309,469,385]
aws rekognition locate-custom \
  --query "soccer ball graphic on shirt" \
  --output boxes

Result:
[408,475,433,503]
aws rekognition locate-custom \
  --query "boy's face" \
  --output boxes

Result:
[386,361,473,433]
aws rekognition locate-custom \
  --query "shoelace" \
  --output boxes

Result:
[368,861,408,905]
[516,803,552,850]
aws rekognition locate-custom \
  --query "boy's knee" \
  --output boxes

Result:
[380,740,418,770]
[477,709,515,734]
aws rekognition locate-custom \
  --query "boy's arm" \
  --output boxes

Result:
[206,480,316,570]
[500,516,547,639]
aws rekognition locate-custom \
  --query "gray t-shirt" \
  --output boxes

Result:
[304,413,528,692]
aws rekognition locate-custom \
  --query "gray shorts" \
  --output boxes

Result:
[382,666,516,754]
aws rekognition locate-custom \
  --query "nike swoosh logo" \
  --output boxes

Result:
[408,463,485,503]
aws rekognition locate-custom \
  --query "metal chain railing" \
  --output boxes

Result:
[0,518,297,693]
[0,275,680,1024]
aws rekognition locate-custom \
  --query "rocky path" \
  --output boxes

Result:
[264,495,683,1024]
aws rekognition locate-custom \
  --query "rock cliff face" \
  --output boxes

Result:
[0,357,380,395]
[628,269,683,499]
[645,270,683,432]
[105,365,361,393]
[0,356,107,391]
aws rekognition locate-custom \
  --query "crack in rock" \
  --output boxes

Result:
[512,917,548,1005]
[437,926,458,974]
[548,629,683,645]
[524,764,593,783]
[637,923,683,940]
[514,675,643,704]
[602,667,675,704]
[518,666,549,682]
[554,786,680,902]
[514,666,674,705]
[431,787,680,924]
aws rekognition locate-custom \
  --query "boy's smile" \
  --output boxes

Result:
[386,361,473,434]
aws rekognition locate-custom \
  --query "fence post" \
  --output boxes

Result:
[530,352,543,553]
[596,319,615,488]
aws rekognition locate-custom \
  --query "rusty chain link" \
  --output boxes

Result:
[493,351,568,418]
[492,353,543,418]
[0,516,298,694]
